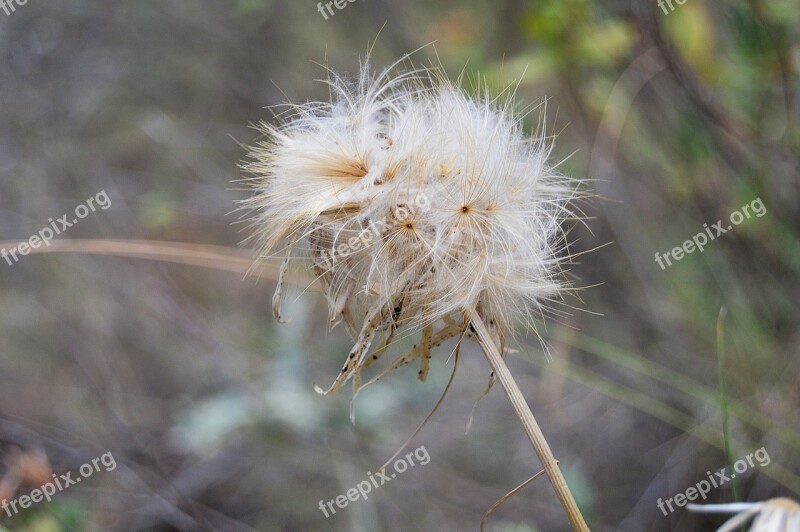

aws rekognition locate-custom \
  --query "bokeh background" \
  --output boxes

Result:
[1,0,798,530]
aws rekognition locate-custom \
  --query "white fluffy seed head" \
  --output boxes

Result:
[239,59,583,393]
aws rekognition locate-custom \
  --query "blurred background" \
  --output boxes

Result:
[0,0,798,530]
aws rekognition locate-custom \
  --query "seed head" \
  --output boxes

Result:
[240,59,582,396]
[689,498,800,531]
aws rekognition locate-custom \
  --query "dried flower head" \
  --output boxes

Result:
[689,498,800,531]
[240,58,581,398]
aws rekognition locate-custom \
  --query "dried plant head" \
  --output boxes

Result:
[239,55,585,401]
[690,498,800,532]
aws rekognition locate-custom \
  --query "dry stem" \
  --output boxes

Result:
[471,314,590,531]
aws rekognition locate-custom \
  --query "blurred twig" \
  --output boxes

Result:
[480,468,547,532]
[0,239,313,286]
[717,307,742,502]
[558,329,800,453]
[525,353,800,496]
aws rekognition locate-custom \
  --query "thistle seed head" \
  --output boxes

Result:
[240,59,582,395]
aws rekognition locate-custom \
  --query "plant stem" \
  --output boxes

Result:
[716,307,741,504]
[471,314,590,532]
